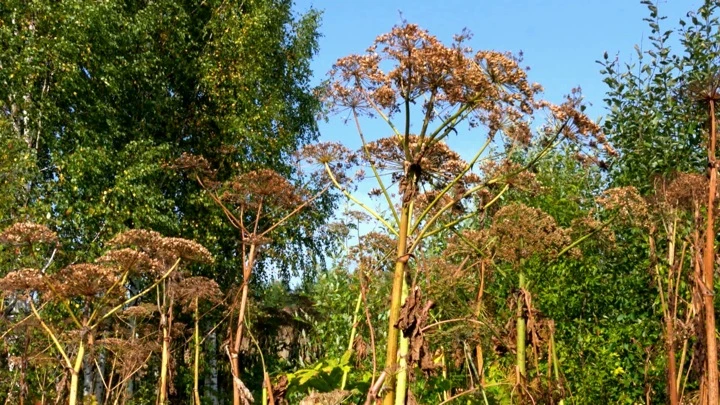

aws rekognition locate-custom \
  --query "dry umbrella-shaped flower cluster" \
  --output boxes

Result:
[490,203,571,264]
[0,224,212,405]
[597,186,650,228]
[0,222,59,246]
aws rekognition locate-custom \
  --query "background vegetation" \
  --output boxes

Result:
[2,0,720,404]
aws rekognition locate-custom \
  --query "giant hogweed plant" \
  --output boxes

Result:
[174,154,332,405]
[0,224,213,405]
[302,23,610,404]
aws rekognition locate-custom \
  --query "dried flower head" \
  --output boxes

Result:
[109,229,164,250]
[445,229,491,259]
[160,238,214,264]
[364,135,480,201]
[300,142,358,167]
[170,153,215,178]
[0,268,45,292]
[221,169,303,212]
[413,189,467,224]
[653,173,707,211]
[121,303,158,318]
[325,222,351,240]
[175,276,223,311]
[326,23,541,126]
[298,142,359,188]
[542,89,610,163]
[490,203,570,264]
[480,159,540,194]
[96,248,164,276]
[684,72,720,103]
[109,229,213,266]
[99,337,160,377]
[50,264,123,299]
[597,186,649,227]
[570,215,616,246]
[0,223,58,246]
[351,231,395,274]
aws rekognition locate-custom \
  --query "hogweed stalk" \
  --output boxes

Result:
[317,23,607,404]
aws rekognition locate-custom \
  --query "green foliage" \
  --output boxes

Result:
[0,0,327,275]
[600,0,720,191]
[285,351,359,394]
[4,1,720,403]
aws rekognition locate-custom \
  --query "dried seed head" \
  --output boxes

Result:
[109,229,164,250]
[298,142,359,187]
[0,268,45,292]
[109,229,213,266]
[221,169,303,212]
[597,186,649,227]
[50,264,124,299]
[97,248,164,276]
[160,238,214,264]
[364,135,479,192]
[490,203,570,264]
[170,153,215,178]
[653,173,707,211]
[326,23,541,123]
[0,223,58,246]
[175,276,223,311]
[543,89,610,163]
[480,160,540,194]
[121,303,158,318]
[300,142,358,166]
[413,189,467,223]
[446,229,491,259]
[351,231,395,274]
[99,337,160,377]
[570,215,616,247]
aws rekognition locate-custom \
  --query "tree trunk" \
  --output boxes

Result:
[204,331,219,405]
[83,357,93,399]
[94,349,105,404]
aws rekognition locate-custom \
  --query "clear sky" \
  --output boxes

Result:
[295,0,703,132]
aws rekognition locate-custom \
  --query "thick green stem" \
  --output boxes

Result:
[341,290,364,390]
[517,272,527,378]
[193,298,201,405]
[159,289,172,405]
[550,328,564,405]
[69,340,85,405]
[394,279,410,405]
[383,203,411,405]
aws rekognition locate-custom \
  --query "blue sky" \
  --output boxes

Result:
[296,0,702,129]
